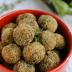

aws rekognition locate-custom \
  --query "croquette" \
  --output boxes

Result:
[40,30,56,51]
[1,28,14,46]
[2,23,17,31]
[13,60,35,72]
[55,33,65,49]
[2,44,21,64]
[13,24,35,46]
[18,19,40,33]
[39,50,60,72]
[23,42,45,64]
[16,13,36,23]
[38,15,58,32]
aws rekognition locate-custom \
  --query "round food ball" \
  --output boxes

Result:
[39,50,60,72]
[13,24,35,46]
[18,19,40,33]
[2,44,21,64]
[38,15,58,32]
[40,30,56,51]
[1,28,14,46]
[16,13,36,23]
[13,60,35,72]
[2,23,17,31]
[23,42,45,64]
[55,33,65,49]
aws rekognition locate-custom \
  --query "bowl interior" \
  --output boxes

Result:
[0,10,72,72]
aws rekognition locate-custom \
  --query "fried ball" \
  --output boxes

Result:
[38,15,58,32]
[1,28,14,46]
[13,24,35,46]
[55,33,65,49]
[2,44,21,64]
[18,19,40,33]
[16,13,36,23]
[39,50,60,72]
[40,30,56,51]
[13,60,35,72]
[2,23,17,31]
[23,42,45,64]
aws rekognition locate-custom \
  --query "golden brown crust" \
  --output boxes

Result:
[39,50,60,72]
[1,28,14,46]
[38,15,58,32]
[55,33,65,49]
[13,24,35,46]
[16,13,36,23]
[40,30,56,51]
[13,60,35,72]
[2,44,21,64]
[23,42,45,64]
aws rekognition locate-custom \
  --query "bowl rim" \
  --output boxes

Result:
[0,10,72,72]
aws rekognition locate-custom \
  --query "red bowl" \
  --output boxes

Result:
[0,10,72,72]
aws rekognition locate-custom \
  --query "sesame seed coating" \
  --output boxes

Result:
[1,28,14,46]
[2,23,17,31]
[13,24,35,46]
[13,60,35,72]
[2,44,21,64]
[18,19,39,33]
[39,50,60,72]
[40,30,56,51]
[38,15,58,32]
[23,42,45,64]
[16,13,36,23]
[55,33,65,49]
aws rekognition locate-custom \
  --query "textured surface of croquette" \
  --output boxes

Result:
[13,24,35,46]
[55,33,65,49]
[1,28,14,46]
[2,23,17,31]
[39,51,60,72]
[40,30,56,51]
[13,60,35,72]
[18,19,40,33]
[38,15,58,32]
[2,44,21,64]
[23,42,45,64]
[16,13,36,23]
